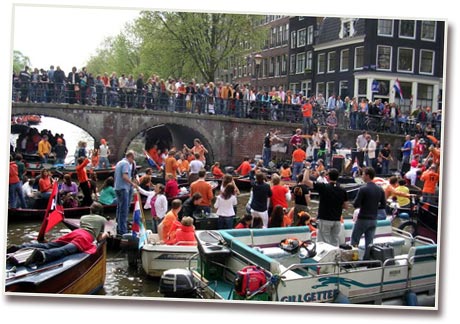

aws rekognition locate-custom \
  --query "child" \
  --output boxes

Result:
[280,162,292,181]
[170,216,196,245]
[235,214,252,229]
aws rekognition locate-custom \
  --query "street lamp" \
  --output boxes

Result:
[253,53,263,93]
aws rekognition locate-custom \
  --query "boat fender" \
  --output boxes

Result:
[405,290,418,306]
[279,238,300,253]
[234,265,267,297]
[399,212,410,220]
[333,291,350,304]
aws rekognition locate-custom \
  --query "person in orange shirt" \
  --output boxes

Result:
[177,152,190,176]
[211,161,225,179]
[76,156,93,206]
[159,199,182,244]
[164,150,178,179]
[301,98,313,135]
[426,145,441,166]
[147,144,162,168]
[279,163,292,181]
[420,164,439,204]
[236,157,252,176]
[190,169,214,213]
[291,144,307,180]
[268,205,291,228]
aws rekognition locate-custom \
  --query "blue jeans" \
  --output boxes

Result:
[98,157,110,169]
[116,189,131,235]
[21,241,79,263]
[262,147,271,167]
[9,182,26,208]
[351,219,377,260]
[382,159,390,175]
[218,216,234,229]
[292,162,304,180]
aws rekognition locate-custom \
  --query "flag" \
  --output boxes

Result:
[131,193,148,249]
[143,149,160,170]
[37,182,64,242]
[394,79,404,100]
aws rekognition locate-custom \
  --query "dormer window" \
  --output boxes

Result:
[339,18,356,39]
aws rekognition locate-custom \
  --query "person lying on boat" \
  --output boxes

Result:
[7,202,109,266]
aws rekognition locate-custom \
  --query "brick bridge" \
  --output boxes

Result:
[11,103,404,168]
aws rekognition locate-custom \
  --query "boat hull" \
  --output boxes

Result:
[141,243,198,277]
[5,241,107,295]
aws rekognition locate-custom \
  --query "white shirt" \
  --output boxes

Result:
[189,159,204,174]
[367,140,377,159]
[214,194,237,217]
[404,167,420,186]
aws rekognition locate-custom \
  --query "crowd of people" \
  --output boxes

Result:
[12,65,442,139]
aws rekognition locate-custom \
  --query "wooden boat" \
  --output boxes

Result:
[192,220,437,305]
[25,162,116,180]
[8,203,119,224]
[5,240,107,295]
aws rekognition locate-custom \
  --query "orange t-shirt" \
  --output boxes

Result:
[190,179,214,207]
[178,159,190,173]
[270,185,289,209]
[236,161,252,176]
[302,103,313,117]
[280,167,292,179]
[164,156,178,178]
[76,158,90,183]
[420,170,439,194]
[212,166,225,178]
[292,148,306,163]
[161,211,179,243]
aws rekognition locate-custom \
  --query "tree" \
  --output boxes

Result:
[134,11,266,82]
[13,50,31,74]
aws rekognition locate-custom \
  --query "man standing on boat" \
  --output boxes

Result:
[350,167,386,260]
[114,151,136,235]
[302,166,348,246]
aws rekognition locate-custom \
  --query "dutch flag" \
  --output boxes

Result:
[394,79,404,100]
[131,193,147,249]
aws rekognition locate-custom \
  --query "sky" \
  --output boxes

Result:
[13,5,141,73]
[0,0,458,323]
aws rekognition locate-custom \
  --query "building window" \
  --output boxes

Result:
[417,83,434,108]
[297,28,306,47]
[340,49,349,72]
[354,46,364,70]
[290,31,296,49]
[327,51,336,73]
[269,57,275,75]
[326,81,335,97]
[281,54,287,75]
[358,79,367,97]
[289,54,296,74]
[316,82,325,97]
[277,25,283,46]
[421,21,436,41]
[378,19,394,36]
[296,53,306,74]
[339,80,349,98]
[275,56,280,76]
[318,53,326,74]
[399,20,416,39]
[284,23,289,44]
[376,45,392,70]
[420,50,435,75]
[290,83,299,94]
[397,47,414,72]
[339,18,356,39]
[306,51,313,70]
[301,80,312,97]
[307,25,314,45]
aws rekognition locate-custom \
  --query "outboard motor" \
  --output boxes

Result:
[159,268,196,298]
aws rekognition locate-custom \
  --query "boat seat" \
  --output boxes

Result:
[342,219,394,244]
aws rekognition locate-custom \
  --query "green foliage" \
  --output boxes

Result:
[86,10,266,83]
[13,50,30,74]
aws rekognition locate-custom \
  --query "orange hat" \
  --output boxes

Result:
[100,139,106,145]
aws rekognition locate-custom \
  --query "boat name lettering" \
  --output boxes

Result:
[280,289,338,302]
[389,270,401,276]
